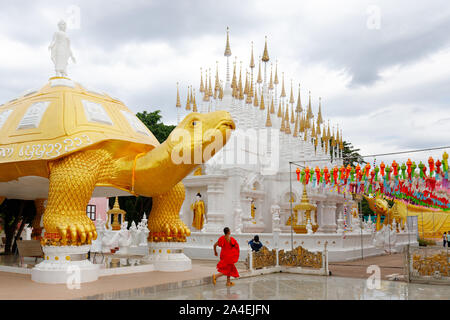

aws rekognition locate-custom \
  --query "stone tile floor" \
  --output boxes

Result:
[126,273,450,300]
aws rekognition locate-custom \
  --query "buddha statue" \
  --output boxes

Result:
[190,193,206,230]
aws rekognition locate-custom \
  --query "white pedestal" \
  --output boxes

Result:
[146,242,192,272]
[31,245,99,284]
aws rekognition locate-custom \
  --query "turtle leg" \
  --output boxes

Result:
[42,150,108,246]
[148,182,191,242]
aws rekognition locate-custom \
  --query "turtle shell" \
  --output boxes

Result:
[0,77,159,183]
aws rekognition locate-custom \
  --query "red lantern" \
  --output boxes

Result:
[296,167,301,181]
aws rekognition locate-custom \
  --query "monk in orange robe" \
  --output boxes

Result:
[212,227,240,286]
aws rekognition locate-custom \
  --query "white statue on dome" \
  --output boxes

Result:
[48,20,76,77]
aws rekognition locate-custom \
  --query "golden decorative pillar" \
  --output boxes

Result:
[106,197,126,230]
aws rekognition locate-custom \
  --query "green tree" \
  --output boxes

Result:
[340,141,365,166]
[109,110,176,225]
[136,110,175,143]
[0,200,36,254]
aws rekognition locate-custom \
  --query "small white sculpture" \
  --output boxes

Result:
[91,220,106,253]
[24,224,33,240]
[306,218,313,235]
[117,220,132,252]
[129,221,139,247]
[48,20,76,77]
[138,214,149,246]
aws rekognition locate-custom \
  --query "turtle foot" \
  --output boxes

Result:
[43,213,97,246]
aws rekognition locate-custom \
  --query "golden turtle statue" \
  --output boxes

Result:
[0,77,235,246]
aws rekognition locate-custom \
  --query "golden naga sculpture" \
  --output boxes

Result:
[0,79,235,246]
[365,195,407,231]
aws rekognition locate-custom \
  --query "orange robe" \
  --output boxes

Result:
[216,235,240,278]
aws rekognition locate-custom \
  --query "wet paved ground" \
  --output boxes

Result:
[128,273,450,300]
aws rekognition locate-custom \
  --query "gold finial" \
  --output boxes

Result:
[185,86,191,110]
[293,113,299,137]
[280,103,285,132]
[265,102,272,127]
[257,58,262,84]
[215,61,220,92]
[190,86,194,105]
[192,89,198,112]
[316,119,321,135]
[249,72,254,98]
[253,87,259,107]
[340,129,344,149]
[289,79,295,104]
[244,71,249,95]
[284,106,291,134]
[176,82,181,108]
[262,35,269,62]
[208,68,213,97]
[317,97,324,125]
[250,42,255,69]
[296,84,302,113]
[231,57,237,89]
[269,63,274,90]
[327,120,331,140]
[307,91,313,120]
[270,96,275,114]
[238,62,244,100]
[260,91,265,110]
[219,82,224,100]
[290,103,295,123]
[274,60,279,85]
[203,71,209,101]
[199,68,204,93]
[224,26,232,57]
[277,100,282,118]
[280,72,286,97]
[311,122,316,137]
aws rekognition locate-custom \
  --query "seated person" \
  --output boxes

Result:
[248,235,263,252]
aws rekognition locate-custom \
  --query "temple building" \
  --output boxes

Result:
[177,29,415,261]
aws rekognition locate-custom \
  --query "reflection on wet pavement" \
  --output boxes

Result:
[128,273,450,300]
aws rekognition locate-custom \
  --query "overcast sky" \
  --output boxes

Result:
[0,0,449,165]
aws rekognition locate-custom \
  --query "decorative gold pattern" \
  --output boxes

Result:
[279,246,323,268]
[411,250,449,278]
[252,246,277,269]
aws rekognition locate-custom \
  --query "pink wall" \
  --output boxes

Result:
[88,197,109,222]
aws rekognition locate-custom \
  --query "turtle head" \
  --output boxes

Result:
[132,111,235,196]
[166,111,236,164]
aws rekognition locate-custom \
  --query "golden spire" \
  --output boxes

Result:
[203,71,209,102]
[284,106,291,134]
[253,88,259,107]
[327,121,331,141]
[260,91,265,110]
[244,71,249,95]
[316,120,321,136]
[238,62,244,100]
[186,86,191,110]
[280,104,285,132]
[311,122,316,137]
[199,68,204,93]
[277,100,282,118]
[192,89,198,112]
[274,60,279,85]
[208,68,213,97]
[224,26,232,57]
[219,83,224,100]
[246,84,253,104]
[265,102,272,127]
[250,42,255,69]
[269,63,274,90]
[289,80,295,104]
[270,96,275,114]
[257,58,262,84]
[215,61,220,92]
[340,129,344,149]
[262,36,269,62]
[290,104,295,123]
[176,82,181,108]
[231,58,237,89]
[293,112,299,137]
[317,97,324,125]
[190,86,194,105]
[306,91,313,120]
[299,113,305,133]
[280,72,286,97]
[304,118,308,141]
[336,126,340,149]
[296,84,302,113]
